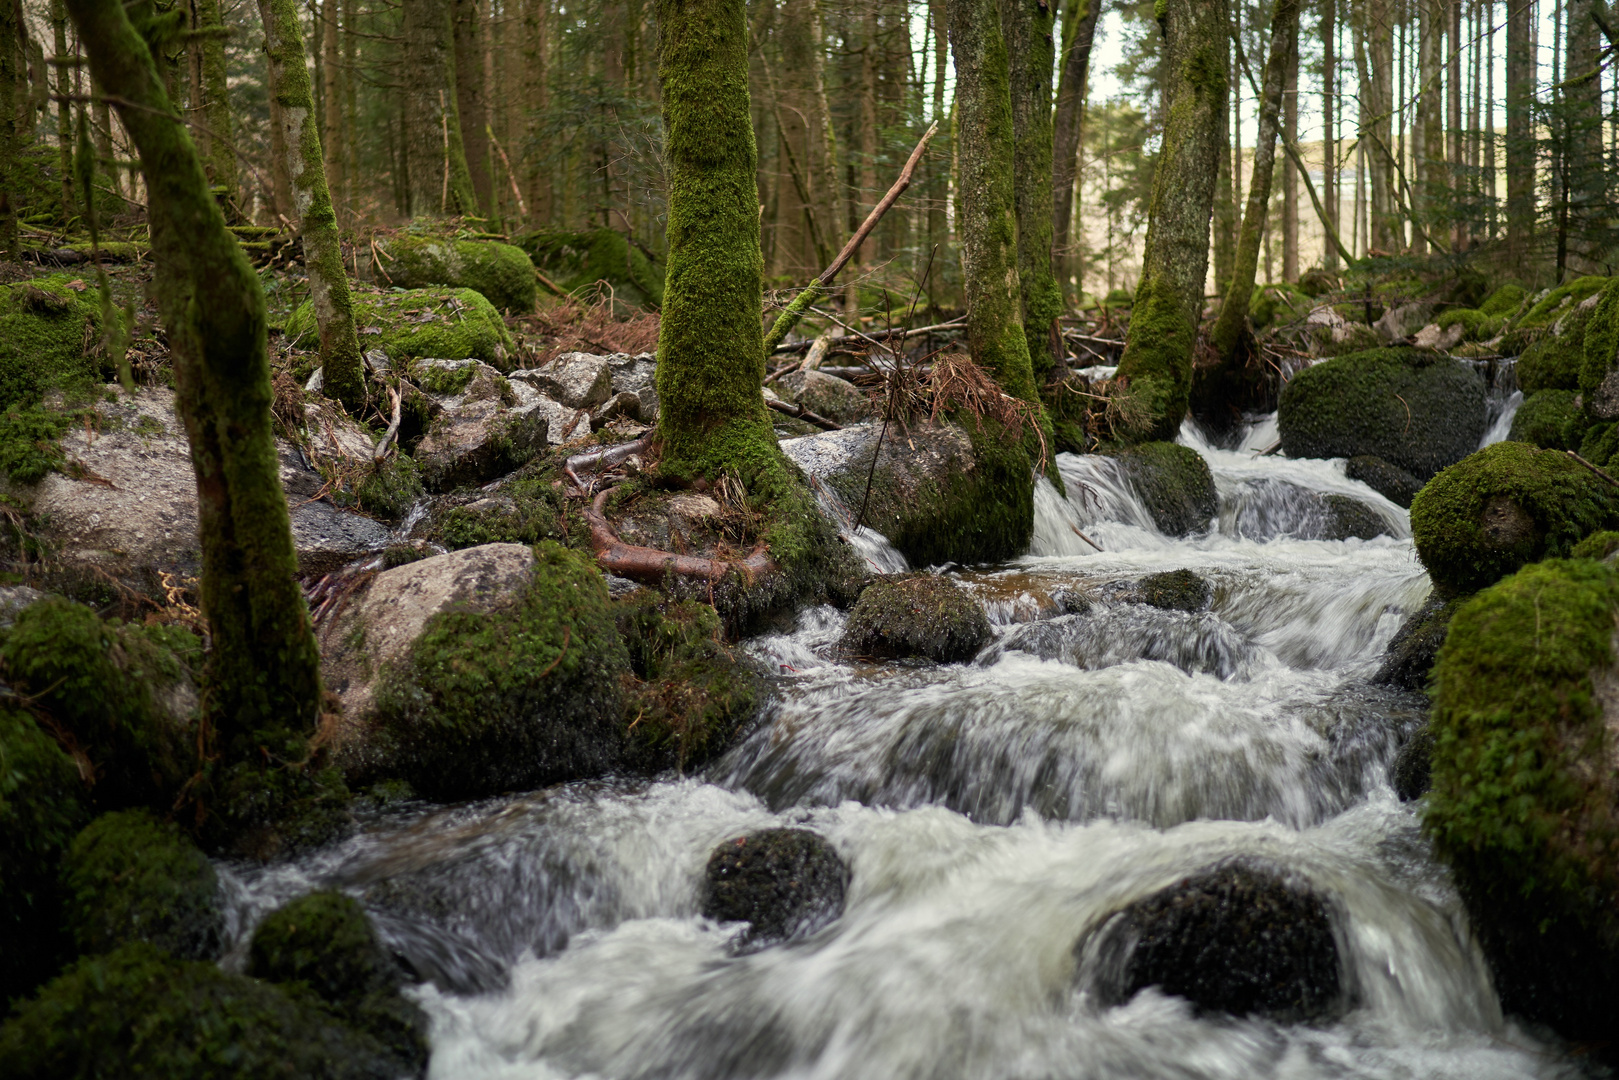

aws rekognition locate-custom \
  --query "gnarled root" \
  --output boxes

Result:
[585,489,776,585]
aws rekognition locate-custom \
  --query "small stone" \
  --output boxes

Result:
[701,828,849,946]
[518,352,613,409]
[1133,569,1211,612]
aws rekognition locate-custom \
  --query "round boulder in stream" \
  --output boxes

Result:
[1132,569,1212,612]
[840,575,991,663]
[701,828,849,946]
[1088,861,1342,1022]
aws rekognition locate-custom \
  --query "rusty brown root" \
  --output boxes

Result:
[585,489,776,586]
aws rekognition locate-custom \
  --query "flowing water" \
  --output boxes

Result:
[224,413,1601,1080]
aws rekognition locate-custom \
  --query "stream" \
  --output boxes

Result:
[221,408,1598,1080]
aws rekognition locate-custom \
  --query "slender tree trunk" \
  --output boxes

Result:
[194,0,234,206]
[321,0,344,217]
[928,0,948,307]
[1112,0,1227,443]
[1447,0,1461,248]
[1361,0,1400,252]
[1323,0,1337,270]
[849,3,880,318]
[51,0,78,218]
[402,0,477,216]
[1003,0,1061,382]
[1564,0,1603,273]
[66,0,322,743]
[948,0,1039,405]
[453,0,490,212]
[1505,0,1532,256]
[1209,0,1296,363]
[521,0,550,222]
[1416,0,1444,253]
[1213,60,1235,297]
[1281,27,1298,279]
[1,0,20,257]
[258,0,365,409]
[1051,0,1098,306]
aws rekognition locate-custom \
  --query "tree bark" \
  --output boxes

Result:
[65,0,322,742]
[320,0,344,216]
[1,0,19,258]
[1002,0,1061,382]
[51,0,78,218]
[402,0,478,216]
[1112,0,1227,443]
[1360,0,1400,253]
[1323,0,1336,270]
[1281,24,1298,279]
[258,0,365,409]
[1209,0,1295,364]
[194,0,235,205]
[520,0,549,222]
[1505,0,1532,257]
[1564,0,1604,273]
[1051,0,1098,305]
[454,0,490,211]
[1415,0,1443,254]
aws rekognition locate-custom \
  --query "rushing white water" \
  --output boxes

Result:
[220,421,1600,1079]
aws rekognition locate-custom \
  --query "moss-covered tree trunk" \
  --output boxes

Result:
[1110,0,1226,443]
[0,0,18,259]
[66,0,322,740]
[257,0,365,410]
[401,0,478,217]
[1050,0,1097,306]
[947,0,1038,406]
[1002,0,1062,383]
[1207,0,1295,363]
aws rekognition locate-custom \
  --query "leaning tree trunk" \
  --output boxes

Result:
[258,0,365,409]
[65,0,322,743]
[1051,0,1099,306]
[1110,0,1227,444]
[1003,0,1062,382]
[1208,0,1296,364]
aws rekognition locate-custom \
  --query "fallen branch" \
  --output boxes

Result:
[562,433,653,491]
[1568,449,1619,488]
[765,397,842,431]
[761,120,939,356]
[1068,522,1104,552]
[585,489,776,585]
[372,384,402,462]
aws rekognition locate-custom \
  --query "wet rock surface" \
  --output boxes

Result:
[840,575,992,663]
[1106,442,1218,537]
[1390,727,1433,800]
[1372,593,1458,691]
[701,828,849,946]
[1130,569,1212,612]
[1345,455,1424,509]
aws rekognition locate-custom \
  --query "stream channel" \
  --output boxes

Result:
[220,405,1604,1080]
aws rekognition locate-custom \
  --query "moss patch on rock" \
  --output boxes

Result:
[1478,283,1528,317]
[1277,347,1487,479]
[1426,559,1619,1041]
[1105,441,1218,536]
[516,228,665,309]
[374,236,537,313]
[1508,389,1580,449]
[374,541,629,799]
[1410,441,1619,596]
[60,809,222,961]
[1134,569,1211,612]
[1513,275,1608,330]
[701,828,848,946]
[1516,306,1592,393]
[1570,529,1619,559]
[840,575,991,663]
[0,274,108,411]
[1435,308,1503,342]
[285,287,515,371]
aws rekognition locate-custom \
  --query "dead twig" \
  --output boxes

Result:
[765,397,841,431]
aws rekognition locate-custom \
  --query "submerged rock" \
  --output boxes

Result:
[1345,454,1423,509]
[1105,442,1217,537]
[1087,861,1341,1022]
[701,828,849,946]
[840,575,992,663]
[1132,569,1212,612]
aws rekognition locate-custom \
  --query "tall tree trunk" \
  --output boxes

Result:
[321,0,344,218]
[520,0,549,222]
[1446,0,1461,248]
[1051,0,1098,307]
[259,0,365,409]
[1,0,20,258]
[1112,0,1227,443]
[948,0,1039,405]
[66,0,322,745]
[195,0,234,204]
[1281,26,1298,279]
[402,0,477,216]
[1505,0,1532,257]
[453,0,490,213]
[1564,0,1604,273]
[1323,0,1337,270]
[927,0,949,308]
[1003,0,1061,382]
[1415,0,1443,254]
[849,2,880,318]
[1360,0,1400,253]
[51,0,77,218]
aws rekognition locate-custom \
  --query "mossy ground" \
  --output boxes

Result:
[1478,283,1528,317]
[376,235,537,314]
[1410,441,1619,596]
[0,274,109,412]
[284,286,515,371]
[517,228,665,309]
[1434,308,1504,342]
[1426,559,1619,1041]
[839,575,992,663]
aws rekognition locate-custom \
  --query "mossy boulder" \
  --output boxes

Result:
[1133,569,1211,612]
[840,575,991,663]
[1089,861,1341,1022]
[701,828,849,946]
[1277,347,1486,479]
[1410,441,1619,597]
[1516,304,1593,393]
[1512,275,1608,330]
[367,542,630,799]
[1345,454,1424,509]
[285,287,515,371]
[1434,308,1503,343]
[0,943,424,1079]
[616,592,761,771]
[1426,559,1619,1042]
[0,274,108,411]
[1250,283,1312,331]
[775,369,874,425]
[1508,389,1580,449]
[1372,593,1460,691]
[1478,283,1528,318]
[1579,277,1619,421]
[0,709,91,1005]
[248,892,428,1070]
[1105,441,1218,536]
[1296,268,1339,298]
[60,810,222,961]
[1571,529,1619,560]
[1319,493,1391,539]
[0,598,202,812]
[516,227,665,309]
[373,235,537,313]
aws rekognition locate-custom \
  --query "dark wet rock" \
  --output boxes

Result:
[1390,727,1432,800]
[1105,442,1218,537]
[1088,861,1342,1022]
[776,369,875,425]
[989,605,1250,679]
[1372,594,1459,691]
[1278,347,1486,479]
[1223,478,1394,541]
[1133,569,1212,612]
[1345,455,1424,509]
[701,828,849,945]
[1319,493,1389,540]
[840,575,992,663]
[60,809,223,960]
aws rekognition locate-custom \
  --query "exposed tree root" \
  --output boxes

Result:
[585,488,776,585]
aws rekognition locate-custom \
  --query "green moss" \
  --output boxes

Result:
[1277,347,1486,479]
[1105,441,1217,536]
[1569,529,1619,559]
[376,236,537,313]
[1113,275,1197,443]
[840,574,992,662]
[1425,559,1619,1039]
[1135,568,1211,611]
[374,541,629,799]
[1514,275,1608,330]
[1579,421,1619,469]
[1410,441,1619,597]
[1249,282,1311,331]
[0,943,422,1079]
[1578,277,1619,406]
[1509,389,1580,450]
[1435,308,1504,342]
[203,761,353,862]
[60,809,221,960]
[0,403,69,483]
[417,360,478,396]
[429,478,568,549]
[353,455,424,521]
[285,287,515,372]
[516,227,664,308]
[0,598,202,811]
[1478,283,1528,317]
[1516,305,1592,392]
[0,274,108,411]
[0,708,91,1005]
[616,592,760,770]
